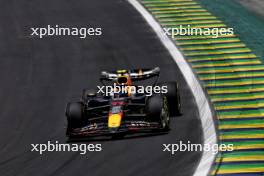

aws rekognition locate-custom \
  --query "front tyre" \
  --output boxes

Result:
[159,82,181,116]
[66,102,84,129]
[147,95,170,130]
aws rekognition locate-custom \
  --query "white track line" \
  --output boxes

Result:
[127,0,217,175]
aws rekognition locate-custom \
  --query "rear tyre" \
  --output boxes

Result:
[159,82,181,116]
[82,89,97,101]
[147,95,170,130]
[66,102,84,129]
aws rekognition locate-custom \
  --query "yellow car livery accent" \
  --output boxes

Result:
[108,114,122,128]
[117,70,127,74]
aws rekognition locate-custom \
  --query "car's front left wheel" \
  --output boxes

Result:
[146,95,170,130]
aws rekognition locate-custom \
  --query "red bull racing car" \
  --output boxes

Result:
[65,67,181,139]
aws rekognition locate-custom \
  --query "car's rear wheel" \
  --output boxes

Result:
[147,95,170,130]
[66,102,84,129]
[159,82,181,116]
[82,89,97,101]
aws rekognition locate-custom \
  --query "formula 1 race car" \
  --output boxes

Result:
[66,67,181,139]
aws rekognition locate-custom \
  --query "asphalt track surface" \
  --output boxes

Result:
[0,0,202,176]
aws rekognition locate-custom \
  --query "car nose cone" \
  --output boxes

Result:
[109,127,119,133]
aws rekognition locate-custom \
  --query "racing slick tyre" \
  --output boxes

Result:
[82,89,97,101]
[147,95,170,130]
[159,82,181,116]
[66,102,84,129]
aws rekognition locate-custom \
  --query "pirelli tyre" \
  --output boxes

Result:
[66,102,84,129]
[82,89,97,101]
[147,95,170,130]
[159,82,181,116]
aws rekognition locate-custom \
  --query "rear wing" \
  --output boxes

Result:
[100,67,160,81]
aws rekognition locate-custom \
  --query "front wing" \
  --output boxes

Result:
[67,120,166,138]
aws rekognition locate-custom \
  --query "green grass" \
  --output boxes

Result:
[196,0,264,62]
